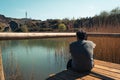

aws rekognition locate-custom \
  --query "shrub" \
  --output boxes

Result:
[0,22,7,32]
[58,23,67,31]
[20,25,29,32]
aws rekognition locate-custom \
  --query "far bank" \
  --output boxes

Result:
[0,32,120,40]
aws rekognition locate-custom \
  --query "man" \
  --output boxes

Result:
[67,30,96,72]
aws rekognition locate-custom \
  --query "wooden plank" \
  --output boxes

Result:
[77,75,101,80]
[51,70,83,80]
[0,49,5,80]
[64,70,99,80]
[95,65,120,74]
[47,69,116,80]
[89,72,118,80]
[47,76,64,80]
[47,68,119,80]
[92,67,120,79]
[94,60,120,70]
[46,70,101,80]
[47,60,120,80]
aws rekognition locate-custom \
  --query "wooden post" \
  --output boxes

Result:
[0,49,5,80]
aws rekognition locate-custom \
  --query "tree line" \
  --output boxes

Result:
[1,7,120,32]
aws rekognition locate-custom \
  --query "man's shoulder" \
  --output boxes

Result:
[84,40,93,44]
[83,40,96,48]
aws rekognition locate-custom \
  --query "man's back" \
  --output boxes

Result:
[70,40,96,72]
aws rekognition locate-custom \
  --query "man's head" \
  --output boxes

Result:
[76,30,87,40]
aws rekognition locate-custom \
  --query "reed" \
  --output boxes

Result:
[82,26,120,33]
[88,37,120,64]
[54,37,120,64]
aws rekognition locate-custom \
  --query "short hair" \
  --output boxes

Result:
[76,30,87,40]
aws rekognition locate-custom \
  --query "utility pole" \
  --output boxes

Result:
[25,11,27,19]
[25,11,27,24]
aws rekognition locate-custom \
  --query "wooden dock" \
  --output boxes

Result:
[46,60,120,80]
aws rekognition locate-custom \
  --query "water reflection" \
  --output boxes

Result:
[0,38,72,80]
[0,37,120,80]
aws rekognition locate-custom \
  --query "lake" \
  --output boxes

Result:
[0,36,120,80]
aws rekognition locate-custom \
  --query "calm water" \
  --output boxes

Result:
[0,37,120,80]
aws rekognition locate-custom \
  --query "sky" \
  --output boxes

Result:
[0,0,120,20]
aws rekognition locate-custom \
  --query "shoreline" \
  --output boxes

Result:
[0,32,120,40]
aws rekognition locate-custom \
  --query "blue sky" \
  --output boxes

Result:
[0,0,120,20]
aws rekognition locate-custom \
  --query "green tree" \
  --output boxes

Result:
[58,23,67,31]
[100,11,109,17]
[110,7,120,15]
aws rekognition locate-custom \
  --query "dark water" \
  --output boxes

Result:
[0,37,120,80]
